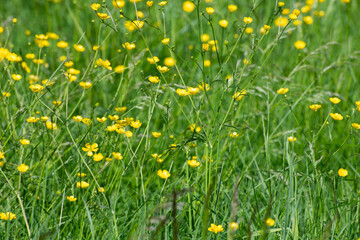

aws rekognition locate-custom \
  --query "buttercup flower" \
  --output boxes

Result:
[187,159,200,167]
[93,153,104,162]
[266,218,275,226]
[219,20,229,28]
[329,97,341,104]
[243,17,253,24]
[329,113,343,121]
[294,40,306,50]
[230,222,239,230]
[338,168,348,177]
[76,181,90,188]
[67,196,77,202]
[309,104,321,111]
[20,139,30,145]
[277,88,289,94]
[182,1,195,12]
[157,169,170,179]
[82,143,99,156]
[0,212,16,221]
[208,223,224,233]
[152,132,162,138]
[17,163,29,173]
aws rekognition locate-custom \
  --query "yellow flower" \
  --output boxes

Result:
[114,65,126,73]
[98,187,105,192]
[46,32,59,39]
[78,173,87,177]
[1,91,10,98]
[125,131,133,137]
[274,17,288,27]
[230,222,239,230]
[82,118,92,126]
[115,106,127,113]
[158,1,167,7]
[122,42,136,50]
[12,74,22,81]
[329,113,343,121]
[95,58,112,70]
[245,27,253,34]
[182,1,195,12]
[76,181,90,188]
[29,84,44,93]
[112,152,123,160]
[338,168,348,177]
[52,100,61,106]
[152,132,162,138]
[156,66,168,73]
[20,139,30,145]
[199,82,210,91]
[0,151,4,159]
[0,212,16,221]
[108,115,119,121]
[289,13,297,20]
[164,57,176,67]
[146,1,153,7]
[228,4,238,12]
[27,117,40,123]
[97,13,110,20]
[243,17,253,24]
[352,123,360,129]
[82,143,99,156]
[157,169,170,179]
[79,82,93,90]
[91,3,101,11]
[112,0,125,8]
[190,124,201,133]
[303,16,313,25]
[264,24,271,31]
[233,90,246,101]
[288,136,297,142]
[161,38,170,45]
[293,9,300,16]
[266,218,275,226]
[93,153,104,162]
[64,61,74,67]
[278,2,284,7]
[73,44,85,52]
[73,115,83,122]
[17,163,29,173]
[67,196,77,202]
[187,160,200,168]
[147,56,160,64]
[309,104,322,111]
[46,121,57,130]
[329,97,341,104]
[57,40,69,48]
[208,223,224,234]
[25,53,35,59]
[187,87,199,95]
[148,76,160,83]
[205,7,215,15]
[97,117,107,123]
[130,120,142,128]
[219,20,229,28]
[294,40,306,50]
[229,132,239,138]
[176,89,188,96]
[277,88,289,94]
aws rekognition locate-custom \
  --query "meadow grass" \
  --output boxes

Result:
[0,0,360,239]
